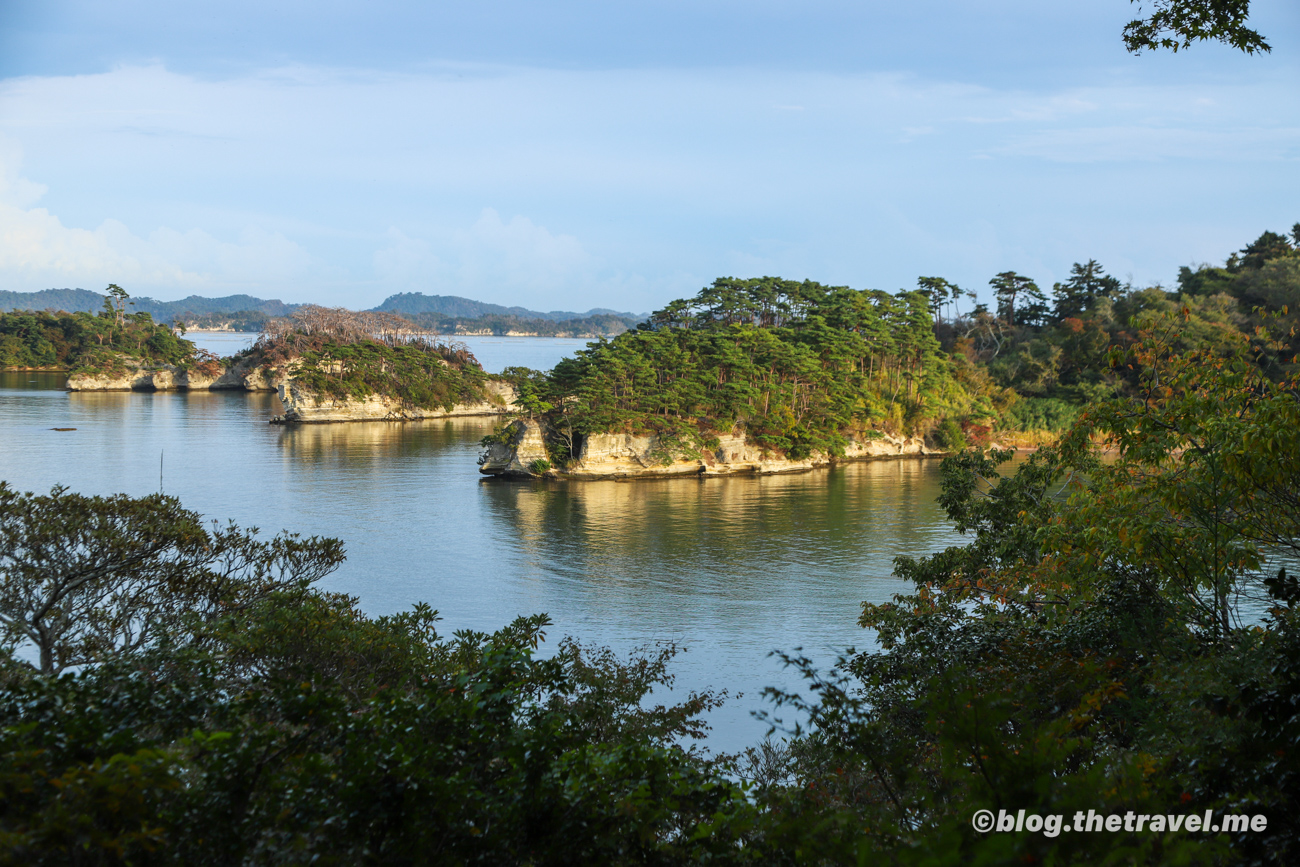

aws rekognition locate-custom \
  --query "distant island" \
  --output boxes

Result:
[0,288,642,339]
[0,288,517,423]
[0,288,299,322]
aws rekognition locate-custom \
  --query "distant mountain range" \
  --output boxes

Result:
[0,289,299,319]
[1,288,644,324]
[370,292,642,322]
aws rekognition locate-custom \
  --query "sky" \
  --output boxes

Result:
[0,1,1296,314]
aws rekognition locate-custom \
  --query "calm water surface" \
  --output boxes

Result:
[0,343,968,752]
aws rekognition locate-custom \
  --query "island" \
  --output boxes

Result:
[249,307,516,423]
[478,278,979,479]
[0,297,515,423]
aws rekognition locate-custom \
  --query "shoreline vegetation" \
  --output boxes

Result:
[178,308,638,338]
[0,299,518,423]
[252,307,514,423]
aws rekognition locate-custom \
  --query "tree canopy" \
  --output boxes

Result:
[1124,0,1271,54]
[252,305,494,412]
[0,484,345,675]
[0,298,198,372]
[507,277,984,464]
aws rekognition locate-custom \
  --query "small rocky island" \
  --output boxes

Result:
[273,378,515,423]
[58,303,516,424]
[477,277,989,480]
[65,355,283,393]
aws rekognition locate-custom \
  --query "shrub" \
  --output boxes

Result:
[933,417,967,451]
[1000,396,1081,432]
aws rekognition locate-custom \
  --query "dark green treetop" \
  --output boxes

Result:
[1124,0,1271,54]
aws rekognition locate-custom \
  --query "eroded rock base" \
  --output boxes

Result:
[479,419,943,479]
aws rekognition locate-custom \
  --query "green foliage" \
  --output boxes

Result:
[6,329,1300,860]
[0,483,345,675]
[526,277,980,462]
[0,487,751,865]
[502,229,1298,462]
[1172,226,1299,366]
[1123,0,1271,55]
[932,417,967,451]
[750,333,1300,864]
[0,304,197,371]
[1000,396,1081,432]
[289,339,491,411]
[938,225,1300,420]
[1052,259,1123,320]
[251,306,494,411]
[479,421,517,446]
[501,365,554,418]
[990,270,1048,327]
[528,458,552,475]
[0,630,751,865]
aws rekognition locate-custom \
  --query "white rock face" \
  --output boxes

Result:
[274,379,516,424]
[63,354,509,426]
[65,367,157,391]
[477,418,552,476]
[64,356,283,392]
[480,422,941,479]
[235,361,287,392]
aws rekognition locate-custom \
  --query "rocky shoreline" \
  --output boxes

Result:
[478,418,948,480]
[64,357,284,392]
[270,380,516,424]
[64,358,516,425]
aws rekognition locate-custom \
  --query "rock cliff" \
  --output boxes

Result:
[478,419,943,479]
[64,357,284,392]
[272,379,516,424]
[64,355,513,425]
[477,416,553,474]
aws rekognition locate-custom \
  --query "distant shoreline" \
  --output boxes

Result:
[182,331,593,339]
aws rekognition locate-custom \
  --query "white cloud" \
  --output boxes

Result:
[373,228,441,286]
[0,140,47,209]
[1,62,1297,308]
[453,208,592,291]
[373,209,595,306]
[0,138,313,293]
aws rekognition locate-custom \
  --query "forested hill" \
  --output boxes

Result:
[0,289,299,320]
[371,292,641,322]
[1,288,642,332]
[505,222,1300,462]
[514,278,992,462]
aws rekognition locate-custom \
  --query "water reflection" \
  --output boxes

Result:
[0,374,969,753]
[0,371,66,390]
[273,416,496,468]
[468,461,965,748]
[482,460,947,584]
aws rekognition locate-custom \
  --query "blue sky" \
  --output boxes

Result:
[0,1,1296,313]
